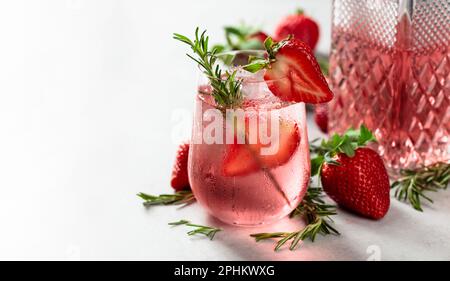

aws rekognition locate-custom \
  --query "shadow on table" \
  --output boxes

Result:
[205,213,356,261]
[204,192,450,261]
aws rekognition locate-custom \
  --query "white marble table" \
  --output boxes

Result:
[0,0,449,260]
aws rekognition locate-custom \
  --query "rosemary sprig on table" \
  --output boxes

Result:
[169,220,221,240]
[391,162,450,211]
[137,190,194,207]
[250,186,339,251]
[173,28,243,108]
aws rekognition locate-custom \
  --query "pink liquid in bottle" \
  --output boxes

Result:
[329,0,450,174]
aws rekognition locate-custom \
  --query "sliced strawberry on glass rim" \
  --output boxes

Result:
[223,117,300,177]
[244,38,333,104]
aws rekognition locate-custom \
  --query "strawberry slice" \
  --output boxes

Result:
[264,39,333,104]
[223,118,300,177]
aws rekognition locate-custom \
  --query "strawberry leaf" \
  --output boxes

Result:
[310,124,376,175]
[318,124,376,160]
[339,136,355,157]
[264,37,275,58]
[323,134,345,152]
[243,36,294,74]
[311,155,325,176]
[224,26,247,39]
[316,55,329,76]
[358,124,376,145]
[343,128,359,139]
[243,59,269,73]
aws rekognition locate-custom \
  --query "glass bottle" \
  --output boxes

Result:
[329,0,450,174]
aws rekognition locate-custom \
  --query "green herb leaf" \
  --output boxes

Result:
[311,155,325,177]
[250,186,339,251]
[264,37,274,54]
[326,134,344,150]
[320,125,376,158]
[224,26,246,39]
[211,44,226,54]
[263,36,291,60]
[168,219,190,226]
[169,220,222,240]
[391,162,450,211]
[309,124,376,176]
[316,55,329,76]
[243,59,269,73]
[339,136,355,157]
[174,28,243,108]
[137,190,195,207]
[214,24,265,52]
[357,124,376,145]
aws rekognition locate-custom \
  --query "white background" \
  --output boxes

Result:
[0,0,449,260]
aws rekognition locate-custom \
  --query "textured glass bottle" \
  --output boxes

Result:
[329,0,450,174]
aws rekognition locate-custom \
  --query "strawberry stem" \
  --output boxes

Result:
[296,8,305,15]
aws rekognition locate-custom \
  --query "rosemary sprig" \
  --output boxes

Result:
[250,186,339,251]
[169,220,221,240]
[173,28,243,108]
[391,162,450,211]
[137,190,195,207]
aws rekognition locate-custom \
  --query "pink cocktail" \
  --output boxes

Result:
[188,63,310,226]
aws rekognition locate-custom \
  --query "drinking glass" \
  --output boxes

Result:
[188,51,310,226]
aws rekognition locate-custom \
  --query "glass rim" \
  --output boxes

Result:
[216,49,266,57]
[197,49,289,84]
[196,91,302,111]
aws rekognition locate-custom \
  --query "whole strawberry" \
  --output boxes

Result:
[274,9,320,51]
[314,104,329,133]
[170,143,190,191]
[321,148,390,219]
[311,125,390,220]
